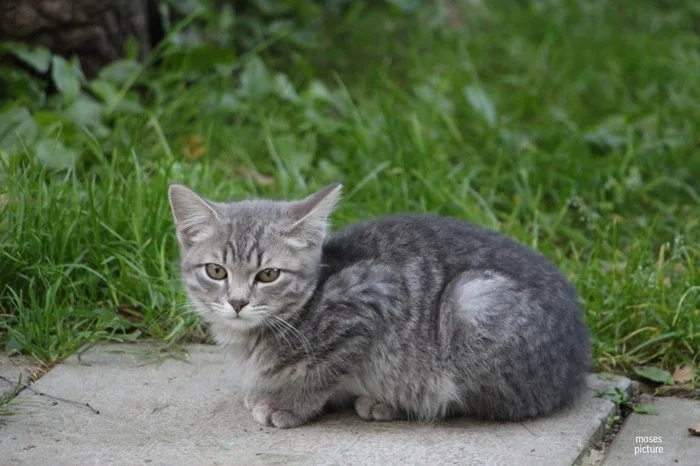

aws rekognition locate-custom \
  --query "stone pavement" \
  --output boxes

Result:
[1,343,633,465]
[601,397,699,466]
[0,353,40,398]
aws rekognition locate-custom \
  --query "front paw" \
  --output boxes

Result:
[244,392,259,410]
[251,398,305,429]
[354,395,405,422]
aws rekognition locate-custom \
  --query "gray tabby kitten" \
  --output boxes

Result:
[168,183,591,429]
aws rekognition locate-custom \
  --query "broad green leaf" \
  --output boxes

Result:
[90,79,142,114]
[464,85,497,127]
[0,107,37,150]
[598,387,628,405]
[633,366,673,385]
[88,79,119,106]
[69,95,109,138]
[4,338,23,355]
[239,56,272,99]
[97,59,140,86]
[4,43,52,73]
[274,73,300,102]
[35,139,80,170]
[633,403,659,415]
[305,80,334,102]
[51,56,80,102]
[253,0,293,15]
[32,110,68,127]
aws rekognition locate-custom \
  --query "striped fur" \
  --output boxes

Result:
[168,184,591,428]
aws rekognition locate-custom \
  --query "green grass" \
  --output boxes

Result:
[0,0,698,377]
[0,375,22,417]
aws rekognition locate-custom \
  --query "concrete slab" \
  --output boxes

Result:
[602,397,700,466]
[0,353,43,398]
[0,344,630,466]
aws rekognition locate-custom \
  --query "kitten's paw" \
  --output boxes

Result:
[251,399,305,429]
[354,396,404,422]
[243,393,259,410]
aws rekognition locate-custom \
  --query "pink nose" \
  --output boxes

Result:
[228,300,249,313]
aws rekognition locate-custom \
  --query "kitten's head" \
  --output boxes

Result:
[168,184,341,337]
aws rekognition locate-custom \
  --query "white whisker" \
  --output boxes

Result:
[266,314,317,366]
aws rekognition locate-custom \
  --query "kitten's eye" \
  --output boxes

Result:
[205,264,227,280]
[255,268,280,283]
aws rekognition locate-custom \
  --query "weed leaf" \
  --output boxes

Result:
[239,56,272,99]
[35,139,79,170]
[464,85,497,127]
[634,366,673,385]
[5,43,51,73]
[633,403,659,415]
[97,59,140,86]
[4,338,23,355]
[0,107,37,150]
[51,56,80,102]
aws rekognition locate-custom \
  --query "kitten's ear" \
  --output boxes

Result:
[168,184,220,247]
[288,184,342,246]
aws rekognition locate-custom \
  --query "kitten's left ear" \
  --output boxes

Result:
[288,184,342,246]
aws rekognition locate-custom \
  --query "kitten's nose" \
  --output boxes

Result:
[228,299,249,314]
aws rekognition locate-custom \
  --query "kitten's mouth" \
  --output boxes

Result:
[202,303,269,331]
[213,309,265,329]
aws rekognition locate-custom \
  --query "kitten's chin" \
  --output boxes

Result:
[211,316,262,332]
[208,318,264,345]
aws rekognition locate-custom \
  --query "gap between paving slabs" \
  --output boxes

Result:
[600,397,700,466]
[0,343,635,466]
[0,353,49,400]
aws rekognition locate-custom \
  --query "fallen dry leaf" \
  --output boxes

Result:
[689,423,700,437]
[28,364,54,383]
[236,166,275,186]
[672,264,686,275]
[673,366,695,384]
[180,134,206,161]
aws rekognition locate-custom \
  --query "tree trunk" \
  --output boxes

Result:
[0,0,162,77]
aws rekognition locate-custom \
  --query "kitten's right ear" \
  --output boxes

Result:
[287,184,342,247]
[168,184,220,247]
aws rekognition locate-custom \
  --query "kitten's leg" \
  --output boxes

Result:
[247,260,398,428]
[250,395,320,429]
[354,395,406,422]
[245,383,338,428]
[243,392,255,410]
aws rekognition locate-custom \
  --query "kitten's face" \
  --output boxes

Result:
[169,185,341,336]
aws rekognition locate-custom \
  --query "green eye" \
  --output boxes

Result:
[255,268,280,283]
[205,263,227,280]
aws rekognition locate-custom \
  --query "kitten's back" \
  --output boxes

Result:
[324,213,571,289]
[321,213,591,420]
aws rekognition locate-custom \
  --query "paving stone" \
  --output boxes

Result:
[0,344,631,465]
[602,397,700,466]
